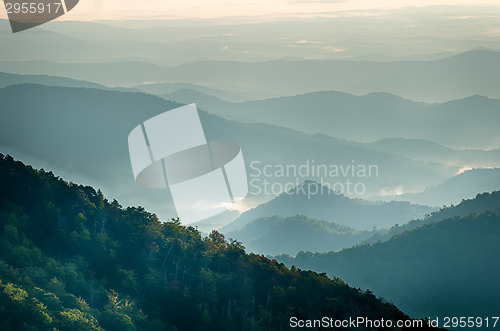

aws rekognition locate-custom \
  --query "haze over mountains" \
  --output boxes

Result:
[135,83,267,102]
[3,70,500,150]
[2,154,438,330]
[2,5,500,64]
[223,181,435,233]
[1,80,499,227]
[277,191,500,320]
[220,180,436,256]
[2,8,500,329]
[384,168,500,207]
[227,215,376,256]
[366,190,500,244]
[363,138,500,168]
[0,72,108,90]
[1,83,465,218]
[1,49,500,103]
[221,180,500,256]
[161,88,500,149]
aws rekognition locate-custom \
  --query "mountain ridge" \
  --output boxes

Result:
[0,154,440,330]
[365,190,500,244]
[381,168,500,206]
[172,87,500,149]
[222,180,435,232]
[1,49,500,102]
[226,214,376,256]
[0,83,456,221]
[277,199,500,319]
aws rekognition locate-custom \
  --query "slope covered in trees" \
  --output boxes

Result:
[364,190,500,244]
[277,196,500,319]
[222,180,434,233]
[0,154,437,330]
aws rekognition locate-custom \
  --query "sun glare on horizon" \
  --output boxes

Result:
[1,0,500,21]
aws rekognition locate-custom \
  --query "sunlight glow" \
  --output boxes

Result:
[2,0,500,21]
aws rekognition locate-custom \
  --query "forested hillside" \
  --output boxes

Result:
[0,154,436,330]
[278,200,500,319]
[365,190,500,244]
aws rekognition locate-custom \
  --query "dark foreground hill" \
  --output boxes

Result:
[0,154,439,330]
[277,193,500,320]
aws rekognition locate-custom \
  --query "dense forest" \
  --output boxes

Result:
[0,154,438,330]
[277,193,500,319]
[364,190,500,244]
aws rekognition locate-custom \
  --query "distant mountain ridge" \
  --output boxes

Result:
[382,168,500,206]
[366,190,500,244]
[1,49,500,102]
[135,83,268,102]
[226,214,376,256]
[173,89,500,149]
[277,192,500,319]
[222,180,435,232]
[0,84,456,222]
[226,190,500,257]
[363,138,500,168]
[0,72,107,90]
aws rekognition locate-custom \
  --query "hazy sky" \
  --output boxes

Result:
[2,0,500,20]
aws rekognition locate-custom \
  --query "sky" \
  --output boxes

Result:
[2,0,500,20]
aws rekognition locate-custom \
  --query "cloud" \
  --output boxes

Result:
[287,41,346,53]
[379,186,404,197]
[218,198,250,213]
[295,40,321,44]
[456,166,494,175]
[221,45,251,54]
[446,15,474,20]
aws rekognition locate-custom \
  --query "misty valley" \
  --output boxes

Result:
[1,8,500,330]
